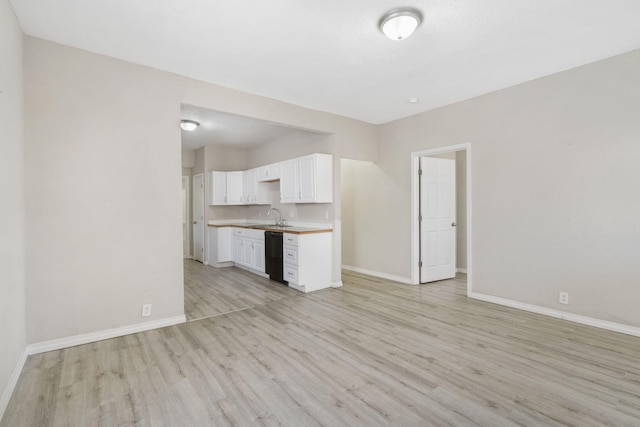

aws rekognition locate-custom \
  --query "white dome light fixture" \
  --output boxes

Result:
[180,119,200,131]
[379,8,422,41]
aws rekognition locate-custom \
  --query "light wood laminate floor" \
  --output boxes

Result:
[183,259,298,321]
[3,265,640,426]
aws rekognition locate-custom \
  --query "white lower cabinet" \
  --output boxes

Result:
[283,232,332,292]
[253,240,265,272]
[209,226,332,292]
[207,226,232,266]
[231,228,266,274]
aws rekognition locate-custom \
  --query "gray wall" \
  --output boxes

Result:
[22,36,377,345]
[350,49,640,327]
[24,37,187,343]
[0,0,26,415]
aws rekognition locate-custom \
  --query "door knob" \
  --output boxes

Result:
[193,221,197,224]
[451,222,457,227]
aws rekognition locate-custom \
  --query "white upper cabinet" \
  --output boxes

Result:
[243,168,269,205]
[208,171,244,205]
[280,159,299,203]
[298,154,317,201]
[280,154,333,203]
[243,169,256,204]
[208,171,226,205]
[226,171,244,204]
[209,154,331,205]
[258,163,280,182]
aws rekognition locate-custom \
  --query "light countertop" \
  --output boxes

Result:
[207,223,332,235]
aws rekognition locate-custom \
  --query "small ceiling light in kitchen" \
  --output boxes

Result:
[379,8,422,40]
[180,119,200,131]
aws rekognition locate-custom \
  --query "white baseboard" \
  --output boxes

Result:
[289,281,333,293]
[26,315,186,355]
[332,281,343,288]
[0,348,28,421]
[469,292,640,338]
[342,265,413,285]
[457,268,468,274]
[209,261,233,268]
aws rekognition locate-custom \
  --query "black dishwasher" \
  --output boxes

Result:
[265,231,286,284]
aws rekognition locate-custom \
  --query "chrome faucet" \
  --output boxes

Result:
[267,208,284,226]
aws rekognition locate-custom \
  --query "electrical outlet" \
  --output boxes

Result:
[141,304,152,317]
[558,292,569,305]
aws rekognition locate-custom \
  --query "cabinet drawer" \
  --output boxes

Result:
[284,264,298,283]
[283,233,298,246]
[284,245,298,264]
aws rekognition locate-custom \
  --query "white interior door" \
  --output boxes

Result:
[420,157,456,283]
[193,173,205,263]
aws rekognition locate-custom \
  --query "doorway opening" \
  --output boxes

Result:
[411,144,472,294]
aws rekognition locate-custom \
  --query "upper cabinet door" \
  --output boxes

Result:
[298,155,316,202]
[310,153,333,203]
[280,159,299,203]
[226,171,244,204]
[243,169,255,204]
[209,171,227,205]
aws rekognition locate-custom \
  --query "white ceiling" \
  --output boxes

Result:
[11,0,640,125]
[180,104,323,150]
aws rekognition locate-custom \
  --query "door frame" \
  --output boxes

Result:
[182,175,191,259]
[192,173,205,263]
[410,143,472,295]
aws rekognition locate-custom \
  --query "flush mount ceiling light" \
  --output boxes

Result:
[379,8,422,40]
[180,119,200,131]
